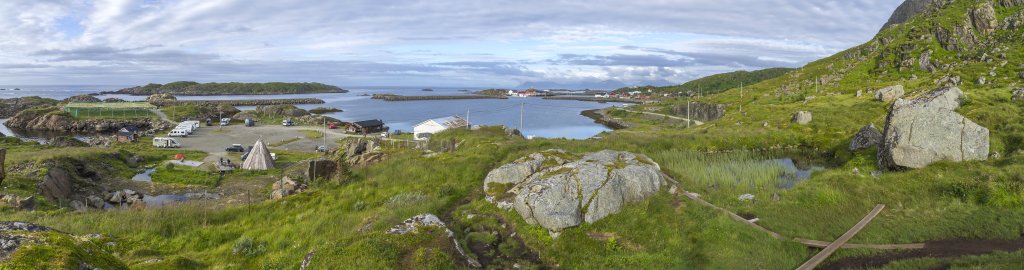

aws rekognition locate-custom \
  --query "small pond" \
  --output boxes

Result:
[769,158,825,189]
[131,168,156,181]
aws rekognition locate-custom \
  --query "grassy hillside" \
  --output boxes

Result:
[114,81,347,95]
[3,1,1024,269]
[615,67,794,95]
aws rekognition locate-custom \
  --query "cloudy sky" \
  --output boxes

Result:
[0,0,903,89]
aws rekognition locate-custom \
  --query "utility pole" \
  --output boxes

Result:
[740,82,744,99]
[686,101,691,128]
[519,102,524,131]
[466,109,470,129]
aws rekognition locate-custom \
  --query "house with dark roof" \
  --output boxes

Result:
[347,119,388,135]
[117,125,140,142]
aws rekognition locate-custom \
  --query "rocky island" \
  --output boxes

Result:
[105,81,347,96]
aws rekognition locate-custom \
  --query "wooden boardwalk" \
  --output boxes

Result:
[678,190,924,251]
[796,204,885,270]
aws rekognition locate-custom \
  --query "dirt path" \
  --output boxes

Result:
[622,109,705,125]
[821,238,1024,269]
[672,175,1024,268]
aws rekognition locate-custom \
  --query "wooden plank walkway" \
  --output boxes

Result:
[796,204,885,270]
[678,190,923,251]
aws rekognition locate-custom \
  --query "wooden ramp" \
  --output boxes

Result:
[796,204,886,270]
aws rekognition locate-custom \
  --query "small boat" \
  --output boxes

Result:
[13,88,19,90]
[0,88,6,90]
[421,88,434,92]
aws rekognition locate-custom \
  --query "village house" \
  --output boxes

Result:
[347,119,388,135]
[116,125,140,142]
[413,116,468,140]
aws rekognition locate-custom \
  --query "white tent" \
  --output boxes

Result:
[241,139,275,170]
[413,116,468,140]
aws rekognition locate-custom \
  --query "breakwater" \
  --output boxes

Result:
[371,94,507,101]
[542,96,643,104]
[151,98,325,106]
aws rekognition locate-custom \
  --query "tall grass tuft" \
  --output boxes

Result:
[652,150,786,192]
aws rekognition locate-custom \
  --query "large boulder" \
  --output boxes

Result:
[1012,88,1024,101]
[671,102,727,122]
[878,87,989,170]
[875,85,905,102]
[791,111,812,125]
[484,150,664,234]
[145,93,177,103]
[39,167,74,202]
[849,124,883,151]
[970,2,997,34]
[0,221,126,268]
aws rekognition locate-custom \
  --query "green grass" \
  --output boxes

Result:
[652,150,788,192]
[150,162,220,186]
[299,129,324,139]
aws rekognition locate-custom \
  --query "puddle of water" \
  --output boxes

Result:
[131,168,156,181]
[770,158,825,189]
[168,160,204,167]
[143,194,189,207]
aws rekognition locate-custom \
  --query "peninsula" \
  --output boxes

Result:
[106,81,347,96]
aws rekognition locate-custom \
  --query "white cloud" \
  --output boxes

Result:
[0,0,903,87]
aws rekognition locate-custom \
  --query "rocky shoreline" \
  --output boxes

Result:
[150,98,325,107]
[5,107,171,133]
[371,94,507,101]
[581,108,630,130]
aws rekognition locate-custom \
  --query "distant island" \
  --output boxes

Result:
[106,81,348,96]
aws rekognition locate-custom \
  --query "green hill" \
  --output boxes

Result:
[4,1,1024,269]
[114,81,347,95]
[615,67,794,95]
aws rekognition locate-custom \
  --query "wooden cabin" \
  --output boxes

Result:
[116,126,140,142]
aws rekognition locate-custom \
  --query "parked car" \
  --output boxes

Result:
[315,145,329,152]
[225,144,245,152]
[282,119,294,126]
[220,118,231,126]
[245,118,255,127]
[328,124,338,129]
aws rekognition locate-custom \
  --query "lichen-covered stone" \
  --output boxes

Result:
[878,87,989,170]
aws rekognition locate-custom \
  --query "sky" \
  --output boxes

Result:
[0,0,904,89]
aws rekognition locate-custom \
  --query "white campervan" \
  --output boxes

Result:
[152,137,181,148]
[168,129,189,137]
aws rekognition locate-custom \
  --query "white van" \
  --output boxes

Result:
[152,137,181,148]
[168,129,189,137]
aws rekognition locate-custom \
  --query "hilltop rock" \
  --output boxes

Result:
[62,94,101,103]
[850,124,883,151]
[484,150,664,234]
[878,87,989,170]
[882,0,940,30]
[102,98,126,103]
[875,85,905,102]
[0,97,60,118]
[255,104,309,117]
[970,2,998,34]
[791,111,812,125]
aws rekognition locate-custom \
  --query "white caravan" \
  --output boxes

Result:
[152,137,181,148]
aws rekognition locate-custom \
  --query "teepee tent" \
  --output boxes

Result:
[241,139,275,170]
